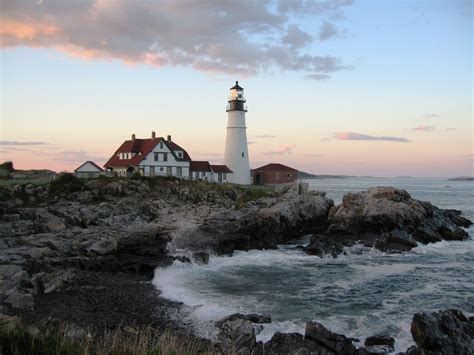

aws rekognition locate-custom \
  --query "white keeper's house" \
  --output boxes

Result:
[104,132,233,183]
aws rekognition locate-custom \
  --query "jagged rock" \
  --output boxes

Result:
[193,190,334,254]
[360,335,395,354]
[374,229,417,253]
[409,309,474,354]
[216,313,272,328]
[319,187,472,256]
[305,321,357,354]
[217,318,256,354]
[32,269,77,294]
[303,235,344,257]
[263,332,324,355]
[192,251,210,265]
[4,291,34,309]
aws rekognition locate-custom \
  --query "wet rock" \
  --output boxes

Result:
[217,318,256,354]
[374,229,417,253]
[192,251,210,265]
[361,335,395,353]
[323,187,471,256]
[263,332,322,355]
[303,235,344,257]
[305,321,357,354]
[409,309,474,354]
[216,313,272,328]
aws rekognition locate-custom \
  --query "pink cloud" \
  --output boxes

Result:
[410,125,436,132]
[265,145,296,156]
[334,132,410,142]
[0,0,353,78]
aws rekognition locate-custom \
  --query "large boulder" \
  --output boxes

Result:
[408,309,474,354]
[318,187,471,255]
[305,321,357,354]
[198,190,334,254]
[263,332,323,355]
[217,318,257,354]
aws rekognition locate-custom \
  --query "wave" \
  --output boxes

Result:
[153,238,474,350]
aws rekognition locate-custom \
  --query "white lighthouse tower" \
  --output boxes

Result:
[224,81,251,185]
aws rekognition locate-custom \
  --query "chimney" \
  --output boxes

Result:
[167,135,172,142]
[151,131,156,139]
[131,133,136,140]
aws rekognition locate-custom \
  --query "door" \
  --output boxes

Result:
[255,174,262,185]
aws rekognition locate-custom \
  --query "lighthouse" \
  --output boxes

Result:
[224,81,251,185]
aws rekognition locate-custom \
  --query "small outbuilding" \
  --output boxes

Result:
[74,161,104,178]
[252,163,298,185]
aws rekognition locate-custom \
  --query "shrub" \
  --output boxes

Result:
[50,173,85,195]
[0,161,14,172]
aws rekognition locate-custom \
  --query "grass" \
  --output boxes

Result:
[0,322,214,355]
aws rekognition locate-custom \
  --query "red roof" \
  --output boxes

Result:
[211,165,233,173]
[104,137,191,168]
[253,163,298,172]
[190,161,211,172]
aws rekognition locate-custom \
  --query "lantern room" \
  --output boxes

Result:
[227,81,247,112]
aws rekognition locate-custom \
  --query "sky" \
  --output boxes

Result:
[0,0,472,177]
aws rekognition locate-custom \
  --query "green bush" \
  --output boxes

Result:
[0,161,14,173]
[49,173,85,195]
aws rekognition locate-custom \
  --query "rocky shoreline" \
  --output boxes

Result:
[1,174,473,353]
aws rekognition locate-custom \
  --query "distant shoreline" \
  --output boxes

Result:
[448,177,474,181]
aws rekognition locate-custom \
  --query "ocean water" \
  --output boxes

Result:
[153,177,474,352]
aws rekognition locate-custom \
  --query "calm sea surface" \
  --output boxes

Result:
[153,177,474,351]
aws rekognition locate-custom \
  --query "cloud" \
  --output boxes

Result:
[423,113,439,118]
[247,141,257,145]
[306,73,331,80]
[410,125,436,132]
[265,145,296,155]
[0,0,354,79]
[460,154,474,161]
[318,21,340,41]
[250,135,276,139]
[282,24,312,48]
[334,132,411,142]
[0,140,48,146]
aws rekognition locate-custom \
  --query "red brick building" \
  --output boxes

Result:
[252,163,298,185]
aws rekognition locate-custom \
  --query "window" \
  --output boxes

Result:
[223,173,227,180]
[163,153,168,162]
[242,152,245,158]
[177,167,182,176]
[166,167,172,176]
[177,152,182,158]
[154,152,159,161]
[160,167,164,172]
[288,173,292,177]
[276,172,280,180]
[160,142,164,149]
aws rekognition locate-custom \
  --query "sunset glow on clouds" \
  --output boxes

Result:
[1,0,472,177]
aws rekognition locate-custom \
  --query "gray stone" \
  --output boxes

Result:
[305,321,357,354]
[5,291,34,309]
[192,251,210,265]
